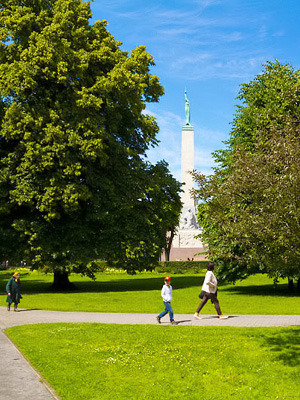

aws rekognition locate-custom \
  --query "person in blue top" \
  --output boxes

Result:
[156,276,176,325]
[6,272,22,312]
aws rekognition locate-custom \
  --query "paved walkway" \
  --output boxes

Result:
[1,307,300,399]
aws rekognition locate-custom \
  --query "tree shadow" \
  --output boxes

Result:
[2,272,300,297]
[0,272,51,295]
[221,283,300,297]
[260,328,300,367]
[49,275,202,294]
[0,274,202,295]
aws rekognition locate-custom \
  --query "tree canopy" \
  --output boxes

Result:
[0,0,182,283]
[194,61,300,283]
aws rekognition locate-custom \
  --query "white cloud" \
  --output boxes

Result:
[171,54,268,81]
[93,0,276,82]
[194,148,215,169]
[272,30,284,37]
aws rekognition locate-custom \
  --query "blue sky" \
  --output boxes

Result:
[90,0,300,181]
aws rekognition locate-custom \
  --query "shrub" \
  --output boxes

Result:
[156,261,208,274]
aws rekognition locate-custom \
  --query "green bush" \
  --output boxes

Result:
[93,260,108,272]
[155,261,208,274]
[43,260,207,275]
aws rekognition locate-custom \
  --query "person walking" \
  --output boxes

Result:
[6,272,22,312]
[194,262,228,320]
[156,276,176,325]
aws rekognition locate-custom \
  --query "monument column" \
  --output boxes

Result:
[181,124,195,208]
[170,88,205,260]
[181,87,196,212]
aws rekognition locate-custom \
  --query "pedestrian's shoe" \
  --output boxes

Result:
[193,313,201,319]
[171,320,177,325]
[14,304,19,312]
[156,316,161,324]
[7,304,10,311]
[219,315,228,319]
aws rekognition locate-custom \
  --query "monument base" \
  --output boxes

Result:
[161,229,208,261]
[162,246,208,261]
[172,229,202,248]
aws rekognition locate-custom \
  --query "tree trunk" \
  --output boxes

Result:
[288,277,294,292]
[50,271,75,291]
[297,278,300,292]
[165,228,175,262]
[164,247,170,262]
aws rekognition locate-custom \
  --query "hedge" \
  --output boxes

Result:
[155,261,208,274]
[80,260,209,274]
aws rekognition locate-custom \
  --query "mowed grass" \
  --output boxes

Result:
[1,269,300,314]
[6,323,300,400]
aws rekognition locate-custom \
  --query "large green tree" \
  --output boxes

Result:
[107,160,182,271]
[194,61,300,283]
[0,0,181,286]
[215,60,300,168]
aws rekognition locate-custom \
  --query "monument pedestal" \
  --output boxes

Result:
[169,229,207,261]
[173,229,202,248]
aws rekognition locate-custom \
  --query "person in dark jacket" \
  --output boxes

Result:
[6,272,22,312]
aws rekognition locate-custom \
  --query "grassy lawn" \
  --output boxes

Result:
[3,271,300,399]
[1,269,300,314]
[6,323,300,400]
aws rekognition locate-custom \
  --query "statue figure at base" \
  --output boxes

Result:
[180,207,198,229]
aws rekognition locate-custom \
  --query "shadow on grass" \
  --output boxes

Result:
[221,283,300,297]
[260,328,300,367]
[0,271,51,295]
[1,271,300,297]
[70,276,202,293]
[0,274,203,295]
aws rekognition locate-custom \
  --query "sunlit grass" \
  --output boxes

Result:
[1,270,300,314]
[6,323,300,400]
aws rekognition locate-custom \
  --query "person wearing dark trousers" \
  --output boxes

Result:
[156,276,176,325]
[194,262,228,320]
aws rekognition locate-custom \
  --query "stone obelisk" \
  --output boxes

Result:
[181,87,196,210]
[171,88,205,260]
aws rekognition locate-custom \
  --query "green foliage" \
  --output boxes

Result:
[6,323,300,399]
[0,0,181,278]
[215,60,300,167]
[194,61,300,282]
[156,261,207,274]
[107,161,182,273]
